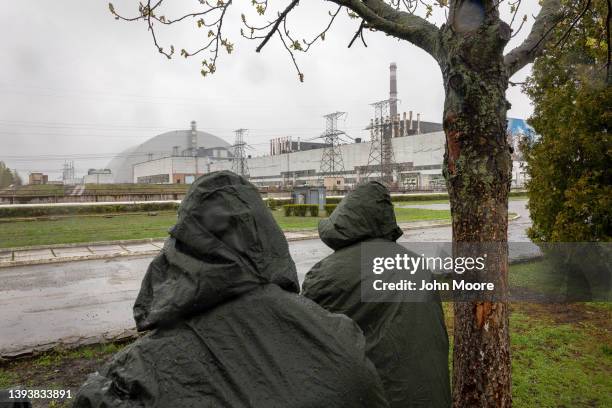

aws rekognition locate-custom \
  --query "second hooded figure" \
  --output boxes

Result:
[302,181,452,408]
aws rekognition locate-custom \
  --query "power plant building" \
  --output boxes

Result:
[109,63,528,189]
[107,121,233,183]
[83,169,113,184]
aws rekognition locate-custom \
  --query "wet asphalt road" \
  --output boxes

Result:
[0,200,531,354]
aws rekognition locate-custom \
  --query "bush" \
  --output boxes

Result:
[282,204,319,217]
[524,12,611,242]
[324,204,337,216]
[294,205,308,217]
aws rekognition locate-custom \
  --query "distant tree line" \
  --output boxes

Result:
[0,162,22,189]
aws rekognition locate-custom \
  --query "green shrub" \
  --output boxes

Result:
[282,204,319,217]
[324,204,337,216]
[267,198,278,210]
[294,205,308,217]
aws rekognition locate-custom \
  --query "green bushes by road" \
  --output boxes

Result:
[282,204,319,217]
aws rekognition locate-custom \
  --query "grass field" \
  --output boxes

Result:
[1,300,609,408]
[0,207,451,249]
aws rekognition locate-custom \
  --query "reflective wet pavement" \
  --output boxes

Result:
[0,200,532,355]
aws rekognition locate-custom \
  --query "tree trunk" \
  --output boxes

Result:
[440,15,513,408]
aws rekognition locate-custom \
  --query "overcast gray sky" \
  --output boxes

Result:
[0,1,542,180]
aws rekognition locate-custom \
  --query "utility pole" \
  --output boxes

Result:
[232,128,249,178]
[365,99,395,186]
[318,111,347,185]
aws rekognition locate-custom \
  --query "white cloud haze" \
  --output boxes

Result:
[0,0,541,180]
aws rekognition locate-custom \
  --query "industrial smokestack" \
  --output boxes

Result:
[190,121,198,156]
[409,111,413,130]
[389,62,398,120]
[417,113,421,134]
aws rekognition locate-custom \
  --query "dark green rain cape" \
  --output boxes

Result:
[302,182,451,408]
[74,171,388,408]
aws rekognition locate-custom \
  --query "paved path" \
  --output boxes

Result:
[0,200,532,357]
[0,240,333,357]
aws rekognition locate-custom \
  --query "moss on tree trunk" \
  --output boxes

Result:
[440,16,513,408]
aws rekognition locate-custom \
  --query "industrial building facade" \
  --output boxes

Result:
[209,130,447,190]
[134,156,223,184]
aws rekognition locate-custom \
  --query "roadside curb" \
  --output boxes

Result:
[0,329,141,362]
[2,237,166,252]
[0,250,161,269]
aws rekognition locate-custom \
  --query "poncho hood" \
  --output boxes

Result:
[133,171,299,331]
[318,181,403,250]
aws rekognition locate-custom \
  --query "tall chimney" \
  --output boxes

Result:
[190,121,198,156]
[409,111,413,130]
[389,62,398,119]
[417,113,421,134]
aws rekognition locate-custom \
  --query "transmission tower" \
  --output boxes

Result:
[61,161,75,184]
[232,128,249,177]
[365,99,396,185]
[318,112,348,184]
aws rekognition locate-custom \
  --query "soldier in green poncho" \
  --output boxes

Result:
[302,182,451,408]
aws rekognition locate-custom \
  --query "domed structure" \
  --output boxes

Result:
[107,122,231,183]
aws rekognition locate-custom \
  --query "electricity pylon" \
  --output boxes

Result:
[365,99,396,185]
[232,128,249,178]
[318,112,347,184]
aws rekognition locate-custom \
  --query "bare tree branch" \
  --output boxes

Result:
[504,0,565,77]
[109,0,234,77]
[348,19,368,48]
[252,0,300,53]
[328,0,441,58]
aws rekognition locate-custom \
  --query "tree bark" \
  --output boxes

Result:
[440,13,513,408]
